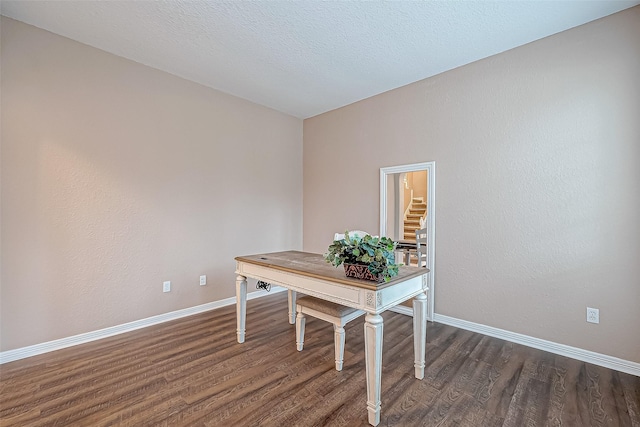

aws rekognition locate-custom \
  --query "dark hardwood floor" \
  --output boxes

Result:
[1,292,639,426]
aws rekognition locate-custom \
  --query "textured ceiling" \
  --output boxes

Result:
[2,1,638,118]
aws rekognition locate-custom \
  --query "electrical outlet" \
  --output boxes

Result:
[200,275,207,286]
[163,281,171,293]
[586,307,599,324]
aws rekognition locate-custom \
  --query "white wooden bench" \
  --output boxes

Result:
[295,296,365,371]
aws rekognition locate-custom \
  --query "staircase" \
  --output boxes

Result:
[403,198,427,241]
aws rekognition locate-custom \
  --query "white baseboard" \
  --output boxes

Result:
[390,306,639,376]
[0,287,286,364]
[5,289,638,377]
[433,313,640,377]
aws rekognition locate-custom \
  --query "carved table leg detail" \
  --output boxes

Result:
[413,292,427,379]
[296,312,306,351]
[364,313,383,426]
[236,275,247,343]
[288,290,297,325]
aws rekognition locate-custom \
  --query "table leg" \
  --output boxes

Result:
[413,292,427,379]
[236,275,247,343]
[364,313,383,426]
[288,290,297,324]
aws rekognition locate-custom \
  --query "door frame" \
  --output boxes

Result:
[380,161,435,320]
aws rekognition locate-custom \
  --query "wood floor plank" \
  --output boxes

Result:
[1,292,639,426]
[620,374,640,426]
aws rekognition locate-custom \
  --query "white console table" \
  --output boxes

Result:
[235,250,428,426]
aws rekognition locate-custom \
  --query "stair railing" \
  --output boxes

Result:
[403,195,426,236]
[405,196,426,220]
[419,211,427,229]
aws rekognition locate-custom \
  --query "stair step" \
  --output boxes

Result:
[405,221,420,226]
[409,210,425,215]
[413,203,426,209]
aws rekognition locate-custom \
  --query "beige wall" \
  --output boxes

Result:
[1,18,303,351]
[304,7,640,362]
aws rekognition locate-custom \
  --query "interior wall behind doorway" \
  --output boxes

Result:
[403,171,428,212]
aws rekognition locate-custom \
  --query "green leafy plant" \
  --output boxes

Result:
[324,231,399,282]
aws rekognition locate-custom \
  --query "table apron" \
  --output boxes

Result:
[237,261,427,314]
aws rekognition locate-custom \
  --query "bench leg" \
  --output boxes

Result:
[334,325,345,371]
[296,312,306,351]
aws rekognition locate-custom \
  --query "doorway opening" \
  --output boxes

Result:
[380,162,435,320]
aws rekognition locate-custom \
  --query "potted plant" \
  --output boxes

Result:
[324,231,399,282]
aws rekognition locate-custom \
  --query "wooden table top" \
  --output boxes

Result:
[235,250,427,291]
